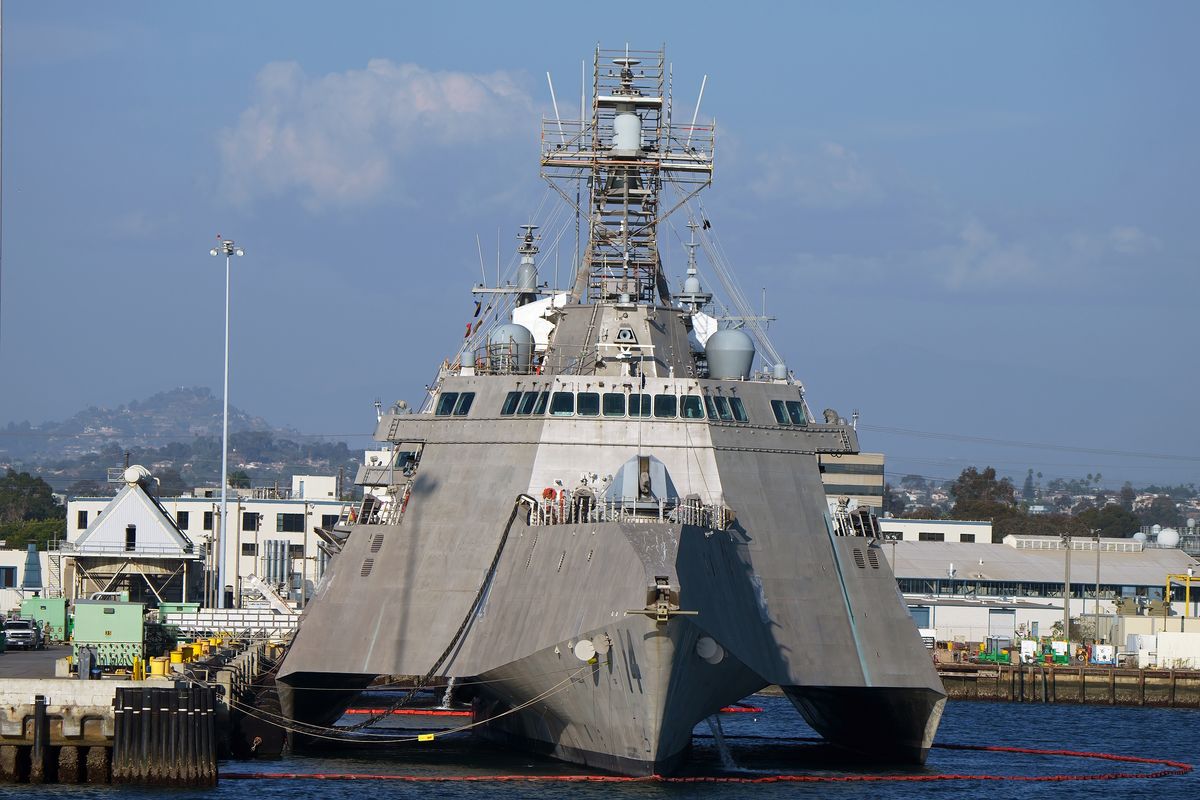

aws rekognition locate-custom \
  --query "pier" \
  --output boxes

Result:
[938,663,1200,706]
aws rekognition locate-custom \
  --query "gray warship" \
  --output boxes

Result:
[277,45,945,775]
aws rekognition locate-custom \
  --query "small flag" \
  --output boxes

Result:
[418,733,435,742]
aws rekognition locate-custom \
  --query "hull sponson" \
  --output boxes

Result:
[471,615,767,776]
[783,685,946,764]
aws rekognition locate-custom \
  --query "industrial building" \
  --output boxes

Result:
[888,534,1200,643]
[879,517,992,543]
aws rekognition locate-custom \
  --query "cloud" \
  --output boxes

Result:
[771,218,1163,295]
[218,59,534,209]
[749,142,883,208]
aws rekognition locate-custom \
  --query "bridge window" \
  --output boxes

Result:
[628,393,652,417]
[729,397,749,423]
[550,392,575,416]
[453,392,475,416]
[500,391,522,415]
[577,392,600,416]
[681,395,704,419]
[533,391,550,414]
[603,392,626,417]
[771,400,789,425]
[517,391,540,415]
[435,392,459,416]
[785,400,806,425]
[713,396,733,421]
[654,394,677,418]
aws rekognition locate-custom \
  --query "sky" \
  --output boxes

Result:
[0,1,1197,490]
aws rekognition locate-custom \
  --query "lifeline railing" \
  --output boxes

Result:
[528,494,732,530]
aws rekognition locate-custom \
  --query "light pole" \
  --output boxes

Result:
[210,237,244,608]
[1061,531,1072,644]
[1093,528,1101,644]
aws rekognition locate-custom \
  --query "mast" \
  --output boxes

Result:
[540,46,714,308]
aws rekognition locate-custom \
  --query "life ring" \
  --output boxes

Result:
[542,487,558,501]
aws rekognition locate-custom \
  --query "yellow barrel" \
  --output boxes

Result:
[149,656,169,677]
[169,650,184,664]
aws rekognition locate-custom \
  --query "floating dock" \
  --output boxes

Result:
[938,663,1200,706]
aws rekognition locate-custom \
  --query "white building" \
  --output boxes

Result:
[879,517,992,543]
[64,468,345,608]
[0,547,50,613]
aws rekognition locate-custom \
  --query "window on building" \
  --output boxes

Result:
[243,511,260,531]
[577,392,600,417]
[500,391,522,415]
[175,511,189,530]
[77,509,88,529]
[680,396,704,419]
[0,567,15,588]
[653,394,677,418]
[241,543,257,556]
[203,511,214,531]
[918,532,945,542]
[960,533,975,543]
[288,544,304,558]
[125,524,137,552]
[771,400,789,425]
[434,392,459,416]
[549,392,574,416]
[321,514,339,529]
[277,513,305,533]
[453,392,475,416]
[603,392,626,417]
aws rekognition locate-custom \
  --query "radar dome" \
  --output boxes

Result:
[1132,531,1147,543]
[123,465,153,487]
[705,329,755,380]
[683,275,702,294]
[488,323,535,373]
[1157,528,1181,548]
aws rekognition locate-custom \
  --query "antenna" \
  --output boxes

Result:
[546,72,566,146]
[685,75,707,150]
[476,234,487,286]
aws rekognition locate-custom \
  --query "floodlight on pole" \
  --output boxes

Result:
[211,236,244,608]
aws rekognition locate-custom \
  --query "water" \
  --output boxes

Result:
[2,697,1197,799]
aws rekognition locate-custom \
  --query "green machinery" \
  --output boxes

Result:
[976,635,1014,665]
[20,596,71,642]
[71,599,146,667]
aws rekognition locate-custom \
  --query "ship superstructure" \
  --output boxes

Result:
[277,45,944,775]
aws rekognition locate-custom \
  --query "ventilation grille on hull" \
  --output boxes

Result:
[361,558,375,577]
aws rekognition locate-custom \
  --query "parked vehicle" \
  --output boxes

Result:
[3,618,44,650]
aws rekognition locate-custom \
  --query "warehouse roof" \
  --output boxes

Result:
[888,537,1198,586]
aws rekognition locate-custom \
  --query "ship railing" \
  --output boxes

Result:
[527,495,732,530]
[831,505,881,538]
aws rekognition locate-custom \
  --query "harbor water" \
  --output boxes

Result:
[1,694,1195,798]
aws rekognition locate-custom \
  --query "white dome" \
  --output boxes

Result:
[1132,532,1147,543]
[1157,528,1181,548]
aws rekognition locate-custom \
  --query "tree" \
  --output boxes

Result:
[1022,469,1035,502]
[157,467,188,497]
[950,466,1016,509]
[883,483,906,516]
[65,479,105,497]
[1075,503,1140,539]
[899,474,928,490]
[227,469,251,489]
[1140,496,1182,528]
[905,506,941,520]
[0,469,63,523]
[1118,482,1136,512]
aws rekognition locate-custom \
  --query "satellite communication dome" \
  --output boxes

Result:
[1157,528,1181,548]
[705,329,755,380]
[1132,531,1147,543]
